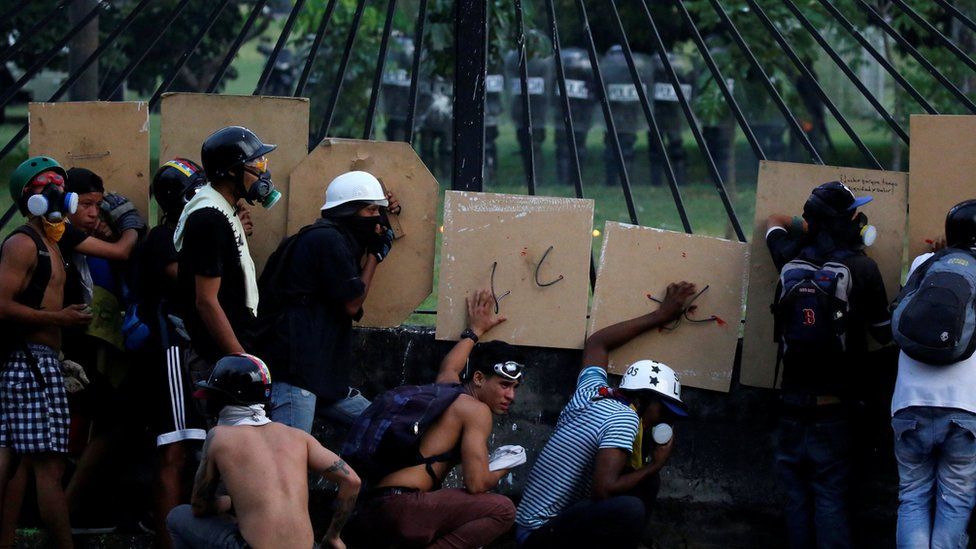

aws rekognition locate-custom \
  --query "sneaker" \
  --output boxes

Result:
[70,512,117,535]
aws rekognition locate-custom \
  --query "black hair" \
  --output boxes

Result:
[322,200,371,219]
[465,340,525,381]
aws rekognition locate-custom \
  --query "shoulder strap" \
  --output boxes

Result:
[3,225,51,309]
[270,221,338,293]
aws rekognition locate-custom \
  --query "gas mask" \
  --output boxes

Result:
[27,183,78,223]
[853,211,877,248]
[242,167,281,210]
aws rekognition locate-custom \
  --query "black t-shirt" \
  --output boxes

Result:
[767,227,890,395]
[138,225,179,309]
[177,208,255,364]
[263,219,366,402]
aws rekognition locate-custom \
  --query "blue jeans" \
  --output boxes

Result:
[167,504,246,549]
[892,406,976,549]
[269,381,370,433]
[774,415,852,549]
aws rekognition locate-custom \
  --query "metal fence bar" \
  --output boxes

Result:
[207,0,270,93]
[453,0,487,191]
[749,0,882,169]
[813,0,936,115]
[891,0,976,73]
[638,0,741,239]
[315,0,369,142]
[606,0,692,234]
[513,0,538,195]
[708,0,823,164]
[404,0,429,146]
[575,0,641,226]
[255,0,307,95]
[0,0,105,109]
[363,0,399,140]
[934,0,976,34]
[100,0,192,100]
[149,0,231,109]
[674,0,765,163]
[295,0,338,99]
[0,0,76,67]
[545,0,595,286]
[852,0,976,113]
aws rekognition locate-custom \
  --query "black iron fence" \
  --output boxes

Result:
[0,0,974,237]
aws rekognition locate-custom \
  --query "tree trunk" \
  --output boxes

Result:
[68,0,99,101]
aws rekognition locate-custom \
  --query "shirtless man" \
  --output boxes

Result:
[0,156,144,548]
[352,289,523,547]
[166,353,360,549]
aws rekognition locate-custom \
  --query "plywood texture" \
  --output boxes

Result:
[908,115,976,259]
[159,93,310,271]
[740,161,907,389]
[29,101,150,217]
[288,139,439,327]
[589,222,747,392]
[435,191,594,349]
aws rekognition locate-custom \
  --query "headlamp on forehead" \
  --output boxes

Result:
[493,361,525,381]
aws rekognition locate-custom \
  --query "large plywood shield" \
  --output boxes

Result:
[160,93,309,272]
[436,191,594,349]
[287,138,439,327]
[740,161,907,389]
[589,222,747,392]
[909,115,976,259]
[29,101,150,217]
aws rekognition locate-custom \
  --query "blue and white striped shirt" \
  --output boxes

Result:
[515,366,639,530]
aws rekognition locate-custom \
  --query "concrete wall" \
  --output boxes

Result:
[314,326,902,548]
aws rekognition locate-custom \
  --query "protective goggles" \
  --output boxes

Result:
[246,156,269,173]
[29,172,65,189]
[493,361,525,381]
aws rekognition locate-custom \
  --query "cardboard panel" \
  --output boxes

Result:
[29,101,150,217]
[435,191,594,349]
[740,161,908,388]
[287,139,439,327]
[589,222,747,392]
[908,115,976,259]
[160,93,310,272]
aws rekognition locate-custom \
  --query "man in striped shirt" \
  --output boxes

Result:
[515,281,695,548]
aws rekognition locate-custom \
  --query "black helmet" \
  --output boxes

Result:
[946,199,976,248]
[194,353,272,406]
[200,126,277,182]
[151,158,206,216]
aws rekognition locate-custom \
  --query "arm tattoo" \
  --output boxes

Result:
[325,495,356,541]
[324,459,350,476]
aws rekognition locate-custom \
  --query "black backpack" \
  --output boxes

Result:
[891,248,976,365]
[341,383,466,485]
[0,225,54,386]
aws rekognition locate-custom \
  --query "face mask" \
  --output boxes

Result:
[41,216,66,242]
[854,212,877,247]
[27,183,78,222]
[346,215,383,246]
[244,168,281,210]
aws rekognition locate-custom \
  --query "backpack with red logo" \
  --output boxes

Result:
[772,249,854,367]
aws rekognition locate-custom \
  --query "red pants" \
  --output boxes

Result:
[359,488,515,548]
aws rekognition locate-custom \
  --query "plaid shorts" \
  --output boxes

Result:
[0,344,69,454]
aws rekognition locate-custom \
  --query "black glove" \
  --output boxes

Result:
[101,192,147,235]
[369,227,395,262]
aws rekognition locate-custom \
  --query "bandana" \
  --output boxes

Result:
[42,217,66,242]
[217,404,271,427]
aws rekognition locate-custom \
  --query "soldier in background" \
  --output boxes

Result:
[416,75,454,180]
[505,30,553,181]
[380,33,415,143]
[648,52,692,188]
[600,45,652,187]
[554,47,596,186]
[484,67,505,184]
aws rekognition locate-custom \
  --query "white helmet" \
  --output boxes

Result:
[619,359,688,417]
[320,171,389,211]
